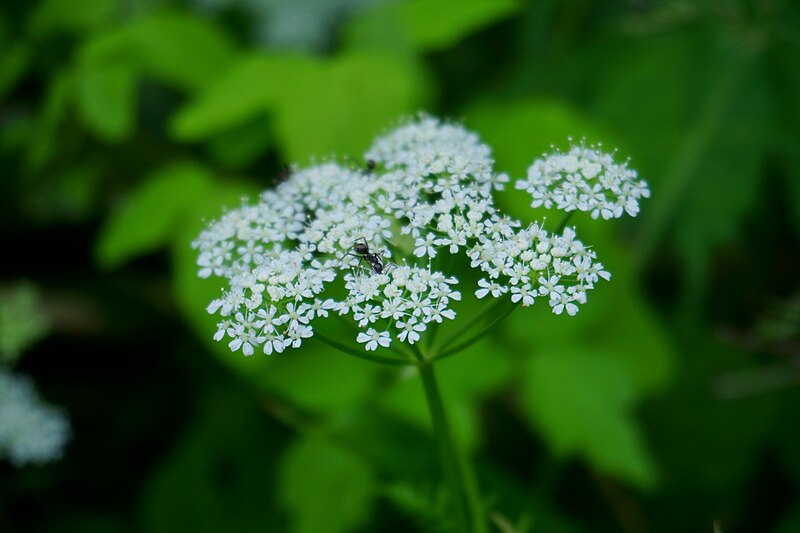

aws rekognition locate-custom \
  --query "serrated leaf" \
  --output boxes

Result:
[279,437,375,533]
[75,62,136,141]
[521,351,656,488]
[95,162,213,268]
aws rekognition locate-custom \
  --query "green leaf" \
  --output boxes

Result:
[29,0,118,37]
[781,147,800,236]
[467,98,608,178]
[765,38,800,235]
[95,162,214,268]
[271,51,429,161]
[140,388,287,533]
[173,51,429,161]
[520,350,656,488]
[466,98,609,222]
[256,343,379,414]
[171,54,313,140]
[503,222,675,398]
[207,115,274,169]
[27,69,73,171]
[75,62,137,141]
[436,341,514,400]
[327,406,437,478]
[345,0,520,53]
[124,12,235,92]
[378,369,478,452]
[279,437,375,533]
[0,42,31,98]
[671,66,770,288]
[169,180,254,358]
[78,11,235,93]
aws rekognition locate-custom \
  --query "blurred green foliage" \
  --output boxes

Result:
[2,0,800,532]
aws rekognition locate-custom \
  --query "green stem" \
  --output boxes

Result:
[315,332,415,366]
[433,297,517,360]
[414,351,485,533]
[553,211,575,234]
[425,251,457,351]
[431,301,519,362]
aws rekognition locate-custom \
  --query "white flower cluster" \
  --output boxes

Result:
[194,115,648,355]
[0,368,71,466]
[516,142,650,219]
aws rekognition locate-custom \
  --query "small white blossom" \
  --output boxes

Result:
[516,141,650,219]
[0,368,70,466]
[397,319,426,344]
[357,328,392,351]
[194,115,647,355]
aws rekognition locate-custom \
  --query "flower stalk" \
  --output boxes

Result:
[414,350,486,533]
[193,114,650,532]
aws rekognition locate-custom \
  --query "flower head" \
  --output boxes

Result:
[515,141,650,219]
[0,368,71,466]
[194,115,648,355]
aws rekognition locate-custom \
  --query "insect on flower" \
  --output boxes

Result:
[194,114,649,356]
[345,238,392,275]
[276,164,293,183]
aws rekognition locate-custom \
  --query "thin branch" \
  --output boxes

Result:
[431,301,519,362]
[315,332,415,366]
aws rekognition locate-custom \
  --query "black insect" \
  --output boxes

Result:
[276,164,292,183]
[364,159,377,175]
[345,237,390,275]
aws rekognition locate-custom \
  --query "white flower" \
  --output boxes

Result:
[414,233,439,258]
[194,115,646,355]
[397,320,426,344]
[510,284,536,307]
[0,368,70,466]
[475,279,508,299]
[516,141,649,219]
[357,328,391,351]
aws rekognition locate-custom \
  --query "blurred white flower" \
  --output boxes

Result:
[193,0,389,52]
[0,368,71,466]
[194,115,648,355]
